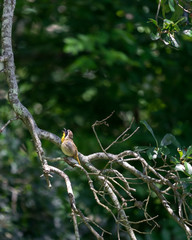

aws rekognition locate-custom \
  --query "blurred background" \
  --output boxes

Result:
[0,0,192,239]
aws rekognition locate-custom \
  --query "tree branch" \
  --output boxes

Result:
[1,0,52,188]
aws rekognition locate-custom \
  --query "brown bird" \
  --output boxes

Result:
[61,128,81,165]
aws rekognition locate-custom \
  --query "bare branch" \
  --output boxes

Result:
[49,166,104,240]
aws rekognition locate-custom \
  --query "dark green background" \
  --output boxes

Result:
[0,0,191,239]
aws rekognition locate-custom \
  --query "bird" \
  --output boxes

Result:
[61,128,81,165]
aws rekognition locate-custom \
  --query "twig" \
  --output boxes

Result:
[131,224,157,235]
[49,166,80,239]
[77,209,104,240]
[92,111,115,155]
[84,161,137,240]
[0,117,18,133]
[79,166,118,222]
[105,118,139,151]
[156,0,162,23]
[71,208,80,240]
[93,111,115,126]
[118,127,140,143]
[49,166,104,240]
[176,0,191,13]
[129,215,159,225]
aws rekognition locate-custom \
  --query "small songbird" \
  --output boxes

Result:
[61,128,81,165]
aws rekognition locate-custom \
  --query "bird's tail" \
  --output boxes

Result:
[76,153,81,165]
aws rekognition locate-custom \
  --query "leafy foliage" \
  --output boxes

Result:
[141,121,192,188]
[149,0,192,48]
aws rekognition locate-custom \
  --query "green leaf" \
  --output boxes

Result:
[168,0,175,12]
[146,147,156,160]
[170,34,180,48]
[163,19,174,30]
[160,133,180,147]
[163,33,180,48]
[140,120,158,147]
[159,146,170,155]
[64,37,84,55]
[23,7,38,15]
[183,29,192,38]
[134,146,149,152]
[170,156,180,165]
[184,162,192,175]
[171,5,184,21]
[175,17,185,25]
[148,18,158,27]
[162,3,171,18]
[186,145,192,158]
[150,32,160,41]
[180,178,192,183]
[68,56,97,72]
[177,148,186,159]
[102,49,129,66]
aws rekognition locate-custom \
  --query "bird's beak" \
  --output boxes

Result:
[64,129,68,137]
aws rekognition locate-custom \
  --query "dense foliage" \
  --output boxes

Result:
[1,0,192,239]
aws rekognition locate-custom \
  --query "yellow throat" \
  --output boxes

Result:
[61,132,65,143]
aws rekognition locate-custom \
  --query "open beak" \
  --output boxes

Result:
[61,128,68,143]
[63,128,68,137]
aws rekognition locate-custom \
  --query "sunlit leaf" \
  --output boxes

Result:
[177,148,186,159]
[163,19,174,30]
[169,33,180,48]
[184,162,192,175]
[183,29,192,38]
[148,18,158,27]
[64,37,84,55]
[175,164,185,172]
[163,33,180,48]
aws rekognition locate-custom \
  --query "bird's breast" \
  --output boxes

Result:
[61,140,76,157]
